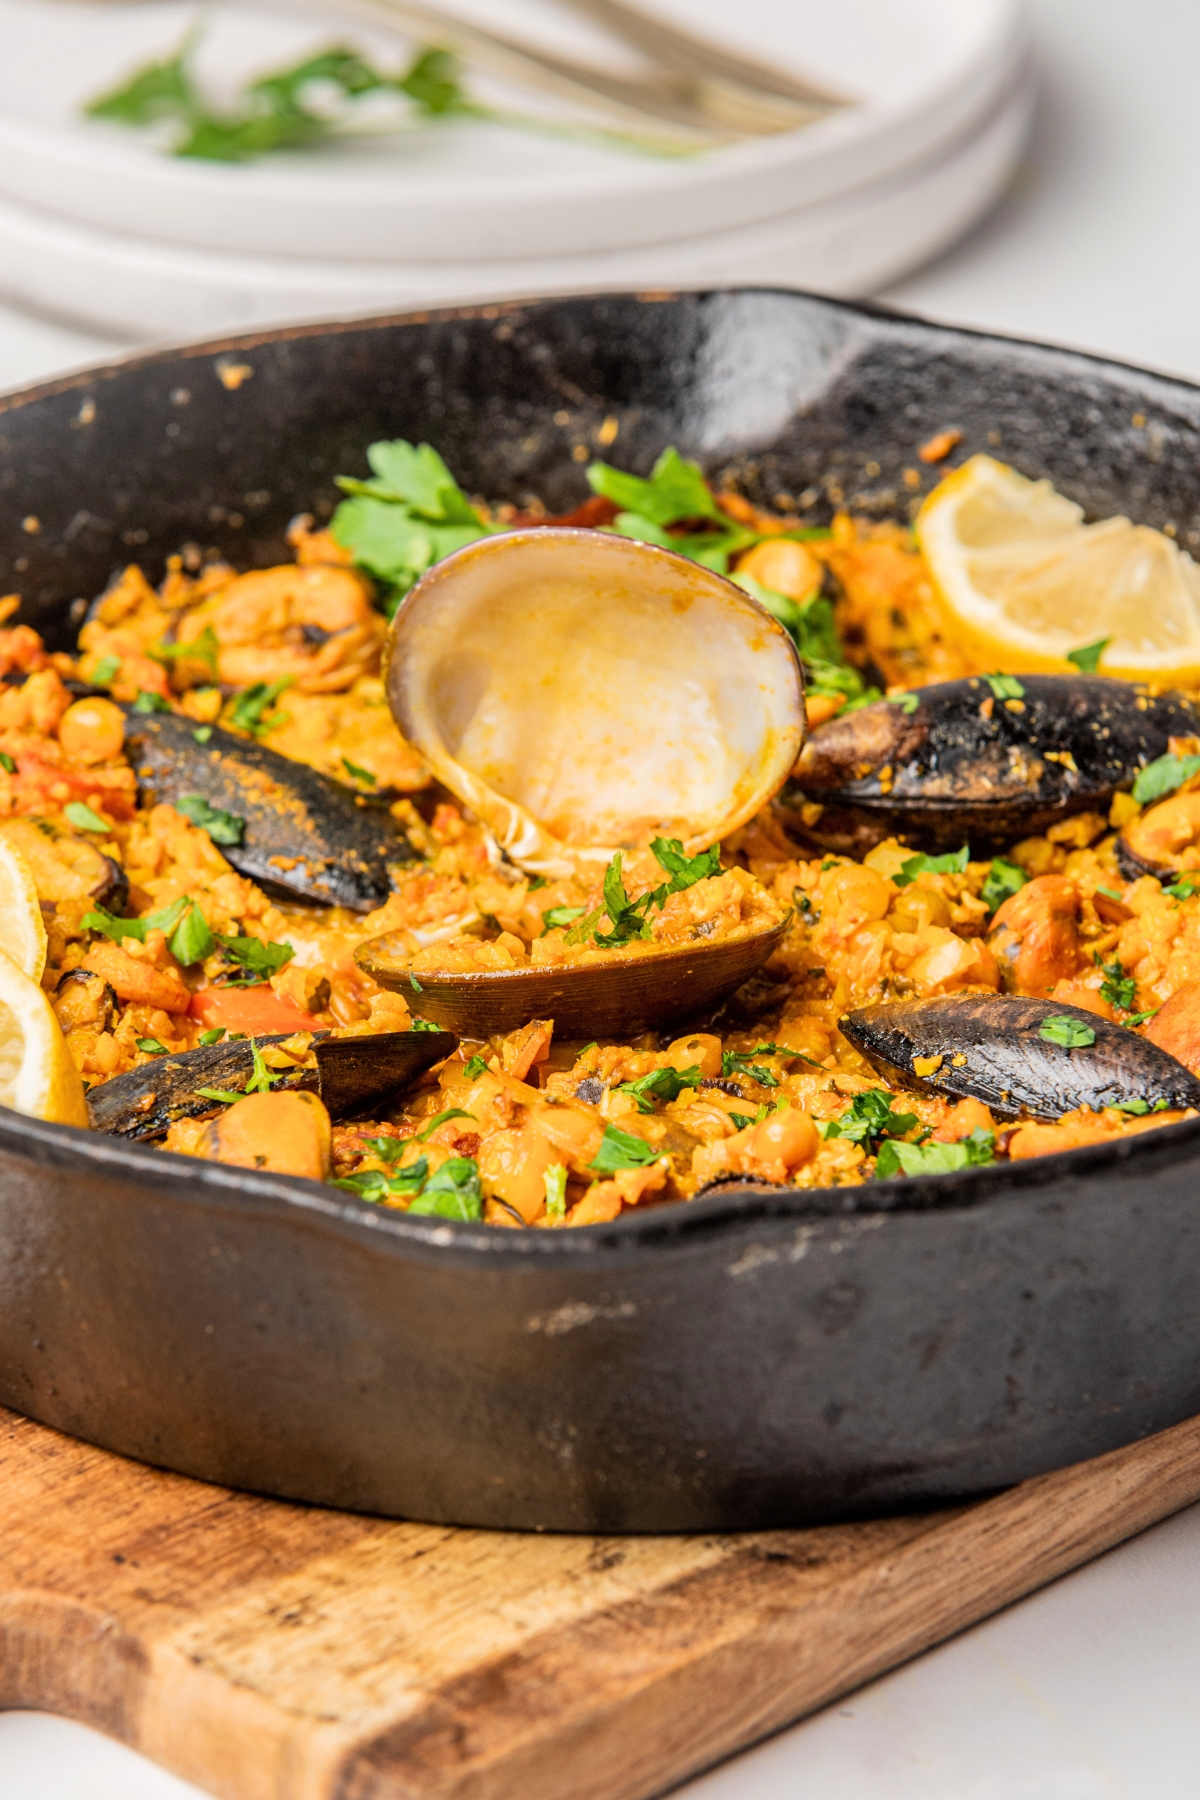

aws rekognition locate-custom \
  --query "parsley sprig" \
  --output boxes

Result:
[825,1089,920,1151]
[565,837,722,949]
[616,1065,703,1113]
[876,1128,995,1178]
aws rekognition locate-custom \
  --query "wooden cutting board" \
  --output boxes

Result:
[4,1404,1200,1800]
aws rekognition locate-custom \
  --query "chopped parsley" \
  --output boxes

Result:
[1112,1097,1170,1115]
[228,678,293,737]
[332,438,498,616]
[1096,958,1137,1012]
[876,1128,995,1178]
[406,1157,483,1221]
[889,692,921,715]
[1165,877,1200,900]
[825,1088,919,1151]
[1039,1015,1097,1048]
[409,972,423,992]
[566,837,721,949]
[542,905,587,933]
[64,801,108,833]
[91,654,121,686]
[217,930,294,983]
[589,1124,661,1175]
[1067,637,1110,673]
[462,1053,489,1080]
[893,846,970,888]
[341,757,376,785]
[721,1049,780,1088]
[0,753,14,774]
[169,902,215,967]
[414,1107,476,1142]
[543,1163,568,1222]
[133,690,172,713]
[195,1043,280,1107]
[83,895,188,945]
[175,793,245,845]
[150,625,219,677]
[410,1019,441,1032]
[1133,752,1200,805]
[1122,1009,1160,1027]
[982,856,1027,914]
[982,673,1025,700]
[192,725,213,744]
[616,1064,703,1112]
[198,1027,226,1046]
[135,1037,170,1056]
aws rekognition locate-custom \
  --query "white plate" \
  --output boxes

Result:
[0,0,1026,261]
[0,67,1032,343]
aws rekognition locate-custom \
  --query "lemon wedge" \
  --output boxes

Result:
[917,455,1200,682]
[0,837,47,982]
[0,947,89,1127]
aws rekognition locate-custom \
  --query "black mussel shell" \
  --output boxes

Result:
[122,709,414,911]
[840,994,1200,1121]
[88,1028,458,1141]
[786,677,1200,853]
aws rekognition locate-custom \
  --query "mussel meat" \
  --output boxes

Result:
[123,709,414,911]
[840,994,1200,1121]
[87,1028,457,1141]
[786,676,1200,854]
[0,817,127,913]
[385,529,805,879]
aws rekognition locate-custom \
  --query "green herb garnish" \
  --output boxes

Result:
[135,1037,170,1056]
[875,1128,995,1178]
[193,725,213,744]
[198,1027,226,1046]
[1165,877,1200,900]
[889,692,921,715]
[217,931,294,982]
[150,625,219,677]
[228,678,293,738]
[542,905,588,933]
[342,758,377,786]
[543,1163,568,1222]
[133,690,172,713]
[406,1156,483,1221]
[617,1064,703,1113]
[1039,1015,1097,1048]
[589,1124,661,1175]
[1067,638,1110,673]
[1122,1009,1160,1027]
[170,902,216,967]
[91,655,121,686]
[64,801,108,833]
[1133,752,1200,806]
[462,1053,489,1080]
[1097,959,1137,1013]
[983,673,1025,700]
[893,846,970,888]
[1111,1097,1170,1115]
[721,1049,780,1088]
[982,856,1027,914]
[414,1107,477,1142]
[566,838,721,949]
[0,753,15,774]
[332,438,498,615]
[175,793,245,845]
[825,1088,919,1151]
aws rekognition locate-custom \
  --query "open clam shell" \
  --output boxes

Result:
[384,529,805,880]
[356,918,791,1039]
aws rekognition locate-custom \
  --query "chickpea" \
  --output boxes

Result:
[478,1125,557,1222]
[889,884,952,932]
[665,1032,722,1078]
[58,697,125,766]
[821,863,892,926]
[736,538,822,600]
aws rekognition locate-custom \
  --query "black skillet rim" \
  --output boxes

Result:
[3,288,1198,1254]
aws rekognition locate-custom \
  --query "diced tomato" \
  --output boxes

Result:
[190,988,318,1035]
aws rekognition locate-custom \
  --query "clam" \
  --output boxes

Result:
[840,994,1200,1121]
[369,529,804,1035]
[87,1028,457,1141]
[785,675,1200,854]
[123,708,415,912]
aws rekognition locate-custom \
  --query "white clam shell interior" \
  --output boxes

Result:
[386,529,806,879]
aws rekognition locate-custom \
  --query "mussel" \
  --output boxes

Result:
[123,709,414,911]
[0,817,127,913]
[786,676,1200,854]
[367,529,805,1037]
[87,1028,457,1141]
[840,994,1200,1121]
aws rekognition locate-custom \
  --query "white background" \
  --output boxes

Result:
[4,0,1200,1794]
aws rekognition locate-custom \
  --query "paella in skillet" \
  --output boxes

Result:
[5,421,1200,1230]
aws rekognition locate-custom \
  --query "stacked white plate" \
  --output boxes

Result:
[0,0,1032,339]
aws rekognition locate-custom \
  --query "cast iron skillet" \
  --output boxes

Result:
[3,290,1200,1533]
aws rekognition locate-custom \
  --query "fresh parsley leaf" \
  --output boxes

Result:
[527,875,548,891]
[193,725,213,744]
[982,856,1027,914]
[588,447,723,528]
[889,693,921,715]
[150,625,219,677]
[331,438,495,607]
[228,678,293,737]
[1165,877,1200,900]
[91,655,121,686]
[1097,958,1137,1012]
[245,1043,280,1095]
[876,1128,995,1178]
[410,1019,441,1032]
[85,33,197,124]
[217,931,294,980]
[136,1037,170,1056]
[406,1156,483,1221]
[1122,1009,1160,1026]
[341,757,376,786]
[542,905,587,932]
[170,902,215,967]
[64,801,109,833]
[409,972,423,992]
[133,690,172,713]
[175,793,245,846]
[0,753,14,774]
[414,1107,477,1142]
[1039,1015,1097,1048]
[721,1049,780,1088]
[395,46,465,113]
[462,1053,489,1080]
[648,836,722,893]
[1133,752,1200,805]
[982,673,1025,700]
[543,1163,568,1222]
[589,1124,661,1174]
[825,1088,919,1150]
[1067,637,1110,673]
[617,1064,703,1113]
[195,1087,245,1106]
[198,1027,226,1046]
[729,1112,757,1131]
[362,1135,410,1165]
[893,846,970,888]
[82,896,188,945]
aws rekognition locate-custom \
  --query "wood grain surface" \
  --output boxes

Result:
[4,1404,1200,1800]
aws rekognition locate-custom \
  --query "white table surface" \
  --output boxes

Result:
[5,0,1200,1793]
